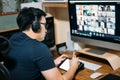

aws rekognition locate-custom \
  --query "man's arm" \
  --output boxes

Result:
[41,54,79,80]
[41,67,63,80]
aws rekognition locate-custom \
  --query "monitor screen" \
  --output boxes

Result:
[68,0,120,51]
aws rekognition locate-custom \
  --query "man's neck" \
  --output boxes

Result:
[22,30,37,40]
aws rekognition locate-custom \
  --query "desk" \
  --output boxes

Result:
[52,50,120,80]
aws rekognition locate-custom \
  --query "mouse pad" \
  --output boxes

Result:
[100,74,120,80]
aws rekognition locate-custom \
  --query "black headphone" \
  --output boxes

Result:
[31,13,41,33]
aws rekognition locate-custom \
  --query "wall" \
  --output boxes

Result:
[0,14,18,32]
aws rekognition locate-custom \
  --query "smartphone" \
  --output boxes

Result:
[59,58,70,71]
[59,58,84,72]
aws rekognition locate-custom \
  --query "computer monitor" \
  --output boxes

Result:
[68,0,120,53]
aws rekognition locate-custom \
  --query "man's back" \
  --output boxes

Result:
[8,32,55,80]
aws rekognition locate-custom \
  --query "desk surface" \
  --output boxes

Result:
[52,50,120,80]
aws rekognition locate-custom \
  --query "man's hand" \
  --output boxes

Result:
[70,52,79,70]
[54,54,68,66]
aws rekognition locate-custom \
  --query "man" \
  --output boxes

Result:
[8,7,79,80]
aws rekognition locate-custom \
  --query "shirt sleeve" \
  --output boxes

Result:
[31,42,55,71]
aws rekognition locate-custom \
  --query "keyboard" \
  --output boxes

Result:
[79,60,102,71]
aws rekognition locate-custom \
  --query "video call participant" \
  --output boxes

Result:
[8,7,79,80]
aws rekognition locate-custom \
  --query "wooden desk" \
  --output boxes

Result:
[51,50,120,80]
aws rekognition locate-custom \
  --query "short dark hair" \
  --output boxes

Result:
[17,7,46,31]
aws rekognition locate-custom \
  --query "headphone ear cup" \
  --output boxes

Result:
[32,21,41,32]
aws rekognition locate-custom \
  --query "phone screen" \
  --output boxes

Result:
[59,58,70,71]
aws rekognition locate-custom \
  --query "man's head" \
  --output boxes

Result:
[17,7,47,41]
[17,7,46,32]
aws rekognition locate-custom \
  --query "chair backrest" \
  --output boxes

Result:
[0,35,10,56]
[0,35,11,80]
[0,63,11,80]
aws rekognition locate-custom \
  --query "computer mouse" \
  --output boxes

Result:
[90,72,102,79]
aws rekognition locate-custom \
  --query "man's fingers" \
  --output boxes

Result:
[72,52,76,58]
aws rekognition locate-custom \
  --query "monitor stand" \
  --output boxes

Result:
[77,46,120,70]
[86,47,108,55]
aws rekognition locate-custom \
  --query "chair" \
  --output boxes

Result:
[0,63,11,80]
[0,35,11,80]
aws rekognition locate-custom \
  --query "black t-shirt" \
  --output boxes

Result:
[8,32,55,80]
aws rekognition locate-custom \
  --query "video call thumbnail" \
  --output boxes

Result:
[76,5,115,35]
